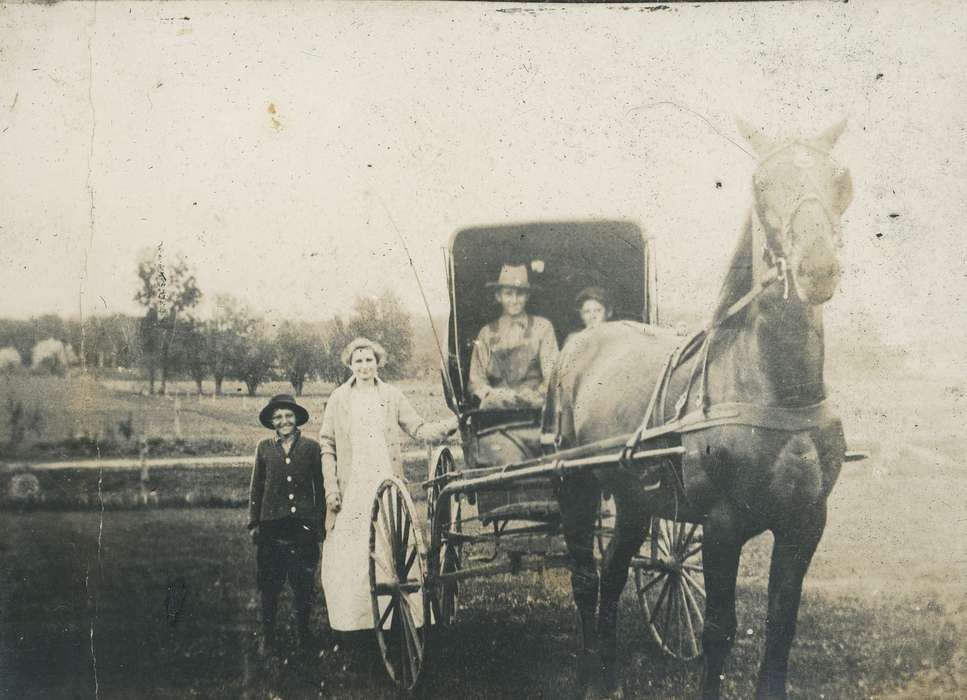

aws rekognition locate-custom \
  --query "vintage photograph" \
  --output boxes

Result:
[1,1,964,698]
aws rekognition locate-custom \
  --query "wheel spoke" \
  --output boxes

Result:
[637,570,666,597]
[398,595,425,674]
[650,575,673,624]
[679,584,699,657]
[679,523,699,552]
[403,546,418,578]
[682,574,705,627]
[379,494,397,562]
[682,570,707,599]
[683,543,703,561]
[395,605,410,688]
[378,596,397,630]
[401,508,411,560]
[662,575,677,652]
[401,595,425,663]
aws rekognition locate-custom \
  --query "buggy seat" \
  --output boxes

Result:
[461,408,559,522]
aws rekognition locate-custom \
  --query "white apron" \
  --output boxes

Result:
[321,386,424,631]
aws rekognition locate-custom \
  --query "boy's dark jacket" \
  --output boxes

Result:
[248,431,325,533]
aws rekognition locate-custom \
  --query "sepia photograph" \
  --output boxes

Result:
[1,1,965,698]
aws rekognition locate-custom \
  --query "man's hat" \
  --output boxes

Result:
[486,264,539,291]
[259,394,310,429]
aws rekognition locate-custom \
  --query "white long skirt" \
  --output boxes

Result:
[321,392,424,632]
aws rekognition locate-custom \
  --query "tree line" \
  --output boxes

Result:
[0,249,419,397]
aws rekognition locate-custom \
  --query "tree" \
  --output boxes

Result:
[174,319,209,394]
[139,309,163,392]
[232,319,276,397]
[345,291,414,380]
[0,319,33,363]
[134,247,202,394]
[317,316,353,384]
[207,295,249,396]
[276,320,320,396]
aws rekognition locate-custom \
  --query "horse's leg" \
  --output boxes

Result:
[698,505,744,700]
[755,505,827,700]
[558,472,603,688]
[598,494,650,693]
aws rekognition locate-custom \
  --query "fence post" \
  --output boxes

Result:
[139,438,150,505]
[174,395,182,439]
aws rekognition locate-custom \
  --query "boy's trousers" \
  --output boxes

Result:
[256,518,320,637]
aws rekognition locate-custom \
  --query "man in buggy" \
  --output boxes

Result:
[468,263,559,411]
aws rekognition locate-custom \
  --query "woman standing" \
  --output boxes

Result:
[319,337,456,636]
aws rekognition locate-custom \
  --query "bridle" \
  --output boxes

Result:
[752,141,845,293]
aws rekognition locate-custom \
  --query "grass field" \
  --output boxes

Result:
[0,374,452,460]
[1,368,965,698]
[0,498,960,700]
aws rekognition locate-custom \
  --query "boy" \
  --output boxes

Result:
[248,393,324,656]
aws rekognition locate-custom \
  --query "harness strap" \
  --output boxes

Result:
[628,400,831,451]
[624,259,786,453]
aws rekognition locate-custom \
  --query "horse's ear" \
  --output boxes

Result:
[736,117,775,156]
[812,119,847,151]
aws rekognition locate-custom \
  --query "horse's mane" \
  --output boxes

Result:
[710,213,754,325]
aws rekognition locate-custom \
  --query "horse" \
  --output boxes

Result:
[543,119,854,699]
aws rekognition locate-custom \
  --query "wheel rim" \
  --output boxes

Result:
[633,517,705,660]
[429,448,461,626]
[370,478,428,691]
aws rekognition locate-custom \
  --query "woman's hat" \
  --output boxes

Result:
[575,285,612,311]
[259,394,310,429]
[486,264,539,291]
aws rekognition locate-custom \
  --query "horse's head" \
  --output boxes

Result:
[738,119,854,305]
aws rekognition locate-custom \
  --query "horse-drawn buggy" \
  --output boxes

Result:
[365,121,864,698]
[366,220,707,690]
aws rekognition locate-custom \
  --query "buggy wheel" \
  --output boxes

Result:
[369,478,428,692]
[633,517,705,660]
[427,447,461,626]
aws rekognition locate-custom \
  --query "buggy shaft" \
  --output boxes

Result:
[439,445,685,498]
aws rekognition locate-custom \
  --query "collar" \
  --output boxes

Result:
[500,313,531,329]
[346,375,384,389]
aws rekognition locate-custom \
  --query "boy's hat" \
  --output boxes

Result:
[259,394,310,429]
[575,285,612,311]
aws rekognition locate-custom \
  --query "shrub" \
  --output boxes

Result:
[0,346,23,373]
[31,338,76,376]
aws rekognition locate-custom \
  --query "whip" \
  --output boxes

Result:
[369,191,459,411]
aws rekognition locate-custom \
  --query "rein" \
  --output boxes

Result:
[621,246,818,461]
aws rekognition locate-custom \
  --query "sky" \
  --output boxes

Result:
[1,1,965,351]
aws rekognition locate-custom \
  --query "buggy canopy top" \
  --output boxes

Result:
[444,220,656,409]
